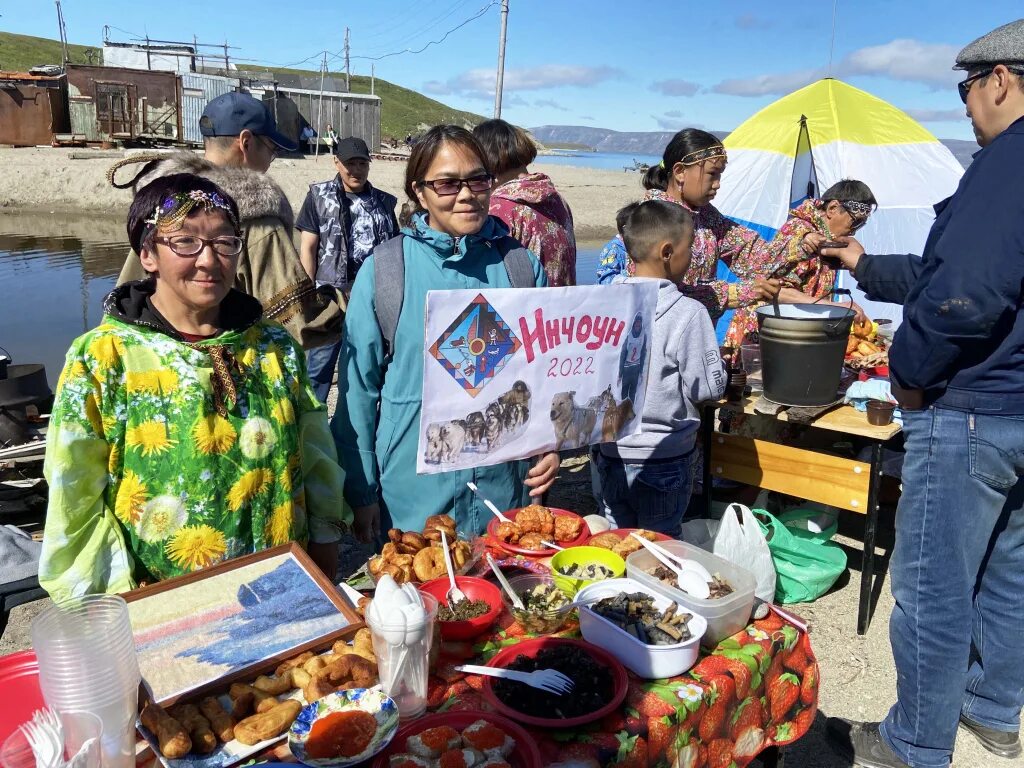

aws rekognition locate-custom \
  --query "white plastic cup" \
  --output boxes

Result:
[366,592,438,721]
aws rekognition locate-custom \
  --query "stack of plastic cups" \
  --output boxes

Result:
[31,596,141,768]
[365,592,438,722]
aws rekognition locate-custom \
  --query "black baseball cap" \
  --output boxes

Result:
[199,92,298,151]
[334,136,371,161]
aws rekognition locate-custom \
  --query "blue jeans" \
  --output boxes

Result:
[305,340,342,404]
[594,451,694,538]
[879,407,1024,767]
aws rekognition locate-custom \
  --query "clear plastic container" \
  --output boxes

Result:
[576,578,707,679]
[501,574,576,635]
[626,540,756,647]
[366,592,438,722]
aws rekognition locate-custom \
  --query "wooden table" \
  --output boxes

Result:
[700,397,902,634]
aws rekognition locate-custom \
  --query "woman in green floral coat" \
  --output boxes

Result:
[40,173,349,603]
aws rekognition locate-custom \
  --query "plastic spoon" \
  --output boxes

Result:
[628,534,713,581]
[466,481,513,523]
[440,529,468,607]
[487,554,525,610]
[629,534,711,599]
[540,540,565,551]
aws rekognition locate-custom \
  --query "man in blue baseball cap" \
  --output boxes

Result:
[113,92,343,352]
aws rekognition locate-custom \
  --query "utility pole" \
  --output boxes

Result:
[344,27,351,92]
[371,63,375,95]
[315,51,327,161]
[223,40,230,72]
[55,0,69,69]
[493,0,509,118]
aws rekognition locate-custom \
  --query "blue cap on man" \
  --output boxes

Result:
[199,92,298,151]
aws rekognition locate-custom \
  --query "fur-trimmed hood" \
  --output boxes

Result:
[133,151,294,231]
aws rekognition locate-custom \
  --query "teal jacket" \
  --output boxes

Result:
[331,212,548,534]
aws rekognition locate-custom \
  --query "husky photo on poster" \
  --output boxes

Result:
[417,283,658,474]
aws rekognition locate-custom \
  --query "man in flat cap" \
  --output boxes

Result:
[823,18,1024,768]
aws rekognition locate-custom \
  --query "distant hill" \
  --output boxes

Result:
[532,124,973,169]
[0,31,485,140]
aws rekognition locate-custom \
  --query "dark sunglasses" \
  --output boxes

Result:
[958,68,994,103]
[419,174,494,196]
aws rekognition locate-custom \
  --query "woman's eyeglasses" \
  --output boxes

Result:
[419,174,494,196]
[154,235,244,257]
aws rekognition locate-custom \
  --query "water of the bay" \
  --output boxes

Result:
[0,211,606,386]
[535,150,661,172]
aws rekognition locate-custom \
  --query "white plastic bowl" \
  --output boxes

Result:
[576,578,706,679]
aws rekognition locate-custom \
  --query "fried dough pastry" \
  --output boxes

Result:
[587,532,623,550]
[303,655,378,703]
[332,628,376,663]
[171,704,217,754]
[611,529,657,557]
[253,669,294,695]
[233,700,302,746]
[516,505,554,535]
[554,515,583,542]
[140,702,191,759]
[275,651,314,677]
[517,533,546,550]
[494,521,519,543]
[199,696,235,743]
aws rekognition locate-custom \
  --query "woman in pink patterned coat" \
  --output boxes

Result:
[474,119,577,286]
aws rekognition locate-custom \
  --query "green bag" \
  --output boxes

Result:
[755,508,848,604]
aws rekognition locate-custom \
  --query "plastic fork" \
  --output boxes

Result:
[456,664,575,695]
[466,481,513,523]
[440,529,468,607]
[20,707,64,768]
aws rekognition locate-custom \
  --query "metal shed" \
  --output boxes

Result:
[0,72,69,146]
[66,64,182,143]
[272,87,381,151]
[181,72,240,144]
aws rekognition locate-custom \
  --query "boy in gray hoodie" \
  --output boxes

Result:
[595,200,727,536]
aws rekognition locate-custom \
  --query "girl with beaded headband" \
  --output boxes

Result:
[38,172,349,601]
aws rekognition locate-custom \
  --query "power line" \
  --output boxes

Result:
[359,0,475,57]
[351,1,498,62]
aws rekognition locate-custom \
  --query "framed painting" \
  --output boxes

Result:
[123,543,362,705]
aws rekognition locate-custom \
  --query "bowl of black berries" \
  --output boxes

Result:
[479,637,628,728]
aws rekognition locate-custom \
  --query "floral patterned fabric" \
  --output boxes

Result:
[723,199,839,350]
[596,191,789,321]
[40,296,348,603]
[489,172,577,286]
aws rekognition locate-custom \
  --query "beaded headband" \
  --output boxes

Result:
[680,145,727,166]
[842,200,874,219]
[144,190,238,234]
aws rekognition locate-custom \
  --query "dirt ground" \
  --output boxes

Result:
[0,146,635,241]
[2,448,1018,768]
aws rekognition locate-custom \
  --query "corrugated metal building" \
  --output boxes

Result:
[273,87,381,151]
[0,72,69,146]
[66,64,182,143]
[102,42,195,75]
[181,72,240,144]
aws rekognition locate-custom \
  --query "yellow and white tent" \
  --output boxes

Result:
[715,77,965,324]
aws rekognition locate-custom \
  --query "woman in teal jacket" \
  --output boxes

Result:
[332,125,560,541]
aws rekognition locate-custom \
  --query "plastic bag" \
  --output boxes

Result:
[757,509,848,604]
[682,503,776,602]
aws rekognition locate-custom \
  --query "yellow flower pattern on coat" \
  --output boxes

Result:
[126,369,179,395]
[192,414,237,455]
[126,420,175,456]
[261,344,284,382]
[114,471,148,524]
[166,524,227,570]
[107,442,121,475]
[271,398,295,426]
[85,393,104,436]
[227,468,274,511]
[87,334,124,368]
[266,501,294,546]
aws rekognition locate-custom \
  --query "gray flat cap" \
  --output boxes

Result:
[955,18,1024,70]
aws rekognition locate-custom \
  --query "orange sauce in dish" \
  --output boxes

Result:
[305,709,377,759]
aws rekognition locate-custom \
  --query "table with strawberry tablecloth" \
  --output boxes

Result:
[421,601,816,768]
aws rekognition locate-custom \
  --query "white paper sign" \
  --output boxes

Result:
[417,284,658,474]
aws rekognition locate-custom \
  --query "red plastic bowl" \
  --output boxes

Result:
[371,709,542,768]
[480,637,629,729]
[586,528,673,546]
[0,651,45,744]
[487,507,589,557]
[418,576,503,641]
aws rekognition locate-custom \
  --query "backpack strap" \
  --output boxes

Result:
[372,234,405,360]
[495,237,537,288]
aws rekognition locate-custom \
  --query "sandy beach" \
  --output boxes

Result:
[0,146,638,241]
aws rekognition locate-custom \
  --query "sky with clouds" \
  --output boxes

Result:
[4,0,1020,140]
